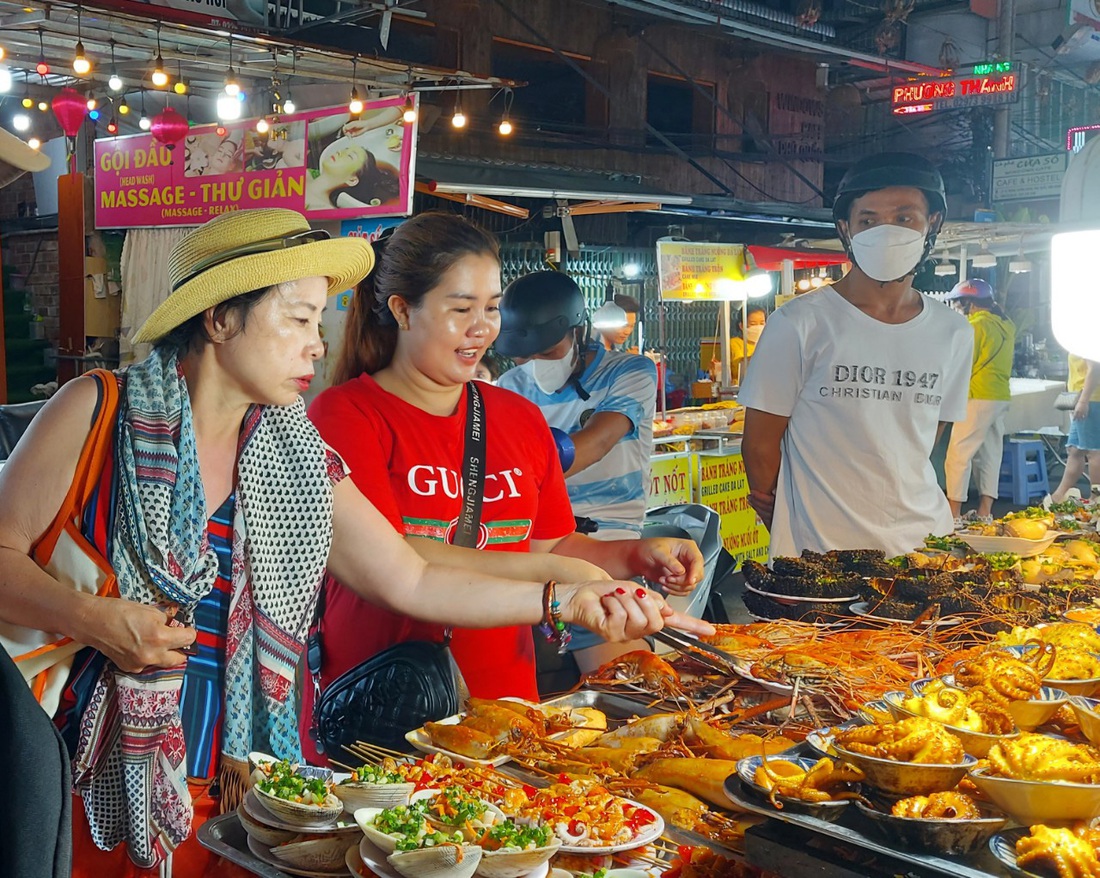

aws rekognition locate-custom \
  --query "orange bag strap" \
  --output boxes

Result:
[32,369,119,563]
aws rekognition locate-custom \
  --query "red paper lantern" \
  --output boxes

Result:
[150,106,189,149]
[51,87,88,137]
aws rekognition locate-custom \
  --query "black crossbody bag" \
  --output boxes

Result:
[308,382,485,756]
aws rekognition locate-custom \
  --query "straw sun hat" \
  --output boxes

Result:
[133,208,375,344]
[0,125,50,188]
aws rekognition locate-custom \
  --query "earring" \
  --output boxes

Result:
[398,321,409,330]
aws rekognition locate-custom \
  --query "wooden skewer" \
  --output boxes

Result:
[329,758,359,773]
[352,740,409,759]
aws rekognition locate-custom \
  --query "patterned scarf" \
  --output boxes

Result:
[70,348,334,868]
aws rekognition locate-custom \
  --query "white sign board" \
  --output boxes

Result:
[992,153,1068,203]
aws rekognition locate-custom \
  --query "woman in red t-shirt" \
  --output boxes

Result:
[300,213,703,764]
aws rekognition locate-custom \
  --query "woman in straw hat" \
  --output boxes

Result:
[299,212,704,765]
[0,208,709,876]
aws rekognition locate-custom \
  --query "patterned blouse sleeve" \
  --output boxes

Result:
[323,442,351,485]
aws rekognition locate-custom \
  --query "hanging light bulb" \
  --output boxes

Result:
[348,86,363,116]
[223,69,240,96]
[12,112,29,131]
[138,89,150,130]
[20,95,31,109]
[107,39,122,91]
[118,99,129,115]
[86,96,97,111]
[88,108,100,121]
[0,67,11,94]
[151,23,168,87]
[73,42,91,76]
[215,124,226,137]
[216,92,242,121]
[35,28,48,76]
[28,136,40,149]
[106,115,118,134]
[402,93,417,124]
[282,50,296,114]
[347,57,362,115]
[256,116,270,134]
[71,7,92,75]
[36,100,47,112]
[174,80,187,95]
[451,89,466,128]
[0,46,6,62]
[497,87,513,135]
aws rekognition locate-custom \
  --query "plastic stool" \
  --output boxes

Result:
[998,438,1051,506]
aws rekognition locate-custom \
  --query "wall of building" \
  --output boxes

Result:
[416,0,825,206]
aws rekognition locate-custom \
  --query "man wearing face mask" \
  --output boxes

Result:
[740,153,974,559]
[497,271,658,668]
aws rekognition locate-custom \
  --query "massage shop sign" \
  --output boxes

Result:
[93,96,417,229]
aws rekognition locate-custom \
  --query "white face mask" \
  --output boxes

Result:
[531,344,577,394]
[849,224,927,282]
[743,324,764,345]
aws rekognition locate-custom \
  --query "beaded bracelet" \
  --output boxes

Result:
[538,580,571,653]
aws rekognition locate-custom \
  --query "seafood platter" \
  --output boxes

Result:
[198,694,771,878]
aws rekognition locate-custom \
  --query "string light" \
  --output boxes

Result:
[348,57,362,115]
[36,100,47,111]
[256,116,270,134]
[282,51,296,114]
[106,115,118,134]
[151,23,168,88]
[12,112,29,131]
[35,28,48,76]
[173,61,187,94]
[88,108,99,121]
[108,40,122,91]
[215,124,226,137]
[216,92,241,121]
[497,87,514,136]
[138,89,150,130]
[72,7,91,76]
[118,98,129,115]
[28,136,40,149]
[451,88,466,129]
[86,96,97,111]
[402,93,416,124]
[223,36,239,96]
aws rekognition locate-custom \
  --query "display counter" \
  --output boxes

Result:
[1006,376,1069,434]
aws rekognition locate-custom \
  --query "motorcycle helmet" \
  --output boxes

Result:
[832,153,947,225]
[496,271,588,359]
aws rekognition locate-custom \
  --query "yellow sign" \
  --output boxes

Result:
[696,452,770,565]
[647,453,693,509]
[656,241,747,301]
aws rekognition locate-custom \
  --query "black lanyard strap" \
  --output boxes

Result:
[452,381,486,548]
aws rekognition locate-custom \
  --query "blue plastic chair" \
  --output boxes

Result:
[998,438,1050,506]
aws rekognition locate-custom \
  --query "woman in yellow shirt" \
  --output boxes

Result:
[1049,354,1100,503]
[700,306,767,382]
[943,279,1015,519]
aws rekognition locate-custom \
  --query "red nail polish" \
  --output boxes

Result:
[615,587,626,595]
[635,587,647,598]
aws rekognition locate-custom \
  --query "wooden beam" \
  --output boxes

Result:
[56,173,85,385]
[566,200,662,216]
[415,182,529,219]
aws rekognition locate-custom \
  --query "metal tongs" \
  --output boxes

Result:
[652,627,742,676]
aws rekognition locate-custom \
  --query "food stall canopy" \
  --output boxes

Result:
[747,245,850,271]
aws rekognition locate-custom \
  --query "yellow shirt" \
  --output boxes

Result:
[1068,355,1100,402]
[968,310,1015,401]
[699,336,755,371]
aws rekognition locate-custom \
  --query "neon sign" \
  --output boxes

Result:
[892,64,1021,114]
[972,62,1013,75]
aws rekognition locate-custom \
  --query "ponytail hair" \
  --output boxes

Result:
[332,211,500,385]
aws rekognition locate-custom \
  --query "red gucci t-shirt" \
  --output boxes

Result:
[300,375,575,762]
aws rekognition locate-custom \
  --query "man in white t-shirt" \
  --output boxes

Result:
[740,153,974,559]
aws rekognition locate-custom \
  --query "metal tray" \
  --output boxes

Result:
[724,778,1012,878]
[197,812,295,878]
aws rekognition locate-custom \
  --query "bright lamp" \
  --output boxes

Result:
[1052,230,1100,358]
